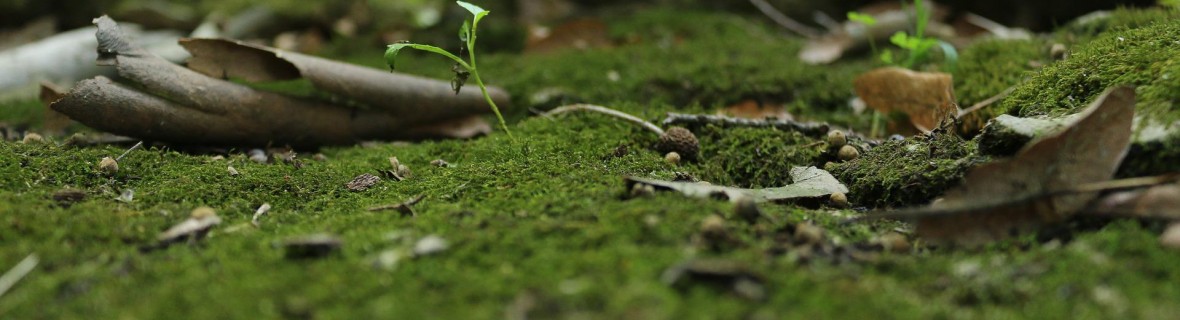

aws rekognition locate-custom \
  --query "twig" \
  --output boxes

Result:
[811,11,842,32]
[957,85,1017,118]
[368,194,426,217]
[661,113,831,137]
[115,141,144,162]
[544,104,665,136]
[749,0,822,39]
[848,173,1180,223]
[0,254,38,298]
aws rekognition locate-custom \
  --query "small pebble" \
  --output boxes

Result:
[227,165,239,176]
[1161,223,1180,249]
[829,192,849,208]
[837,145,860,161]
[876,232,910,253]
[413,235,449,256]
[629,183,655,198]
[733,196,761,224]
[665,152,681,165]
[430,159,450,167]
[248,149,268,164]
[21,133,43,144]
[700,214,727,236]
[98,157,119,175]
[1050,43,1068,60]
[826,130,846,148]
[793,223,824,244]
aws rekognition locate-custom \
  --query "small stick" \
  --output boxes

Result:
[957,85,1017,118]
[749,0,822,39]
[115,141,144,162]
[368,194,426,217]
[0,254,38,298]
[661,113,831,137]
[544,104,665,136]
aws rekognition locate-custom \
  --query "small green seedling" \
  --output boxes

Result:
[857,0,957,70]
[847,11,881,58]
[385,1,512,139]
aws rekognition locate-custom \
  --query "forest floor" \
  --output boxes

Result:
[2,6,1180,319]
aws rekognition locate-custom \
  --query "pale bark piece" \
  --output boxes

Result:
[50,16,495,147]
[1092,184,1180,220]
[626,166,848,203]
[909,86,1136,246]
[853,67,959,133]
[180,38,509,125]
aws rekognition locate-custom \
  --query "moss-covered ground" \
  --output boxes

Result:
[3,7,1180,319]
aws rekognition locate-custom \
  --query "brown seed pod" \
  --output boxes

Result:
[664,152,681,165]
[657,127,700,161]
[826,130,847,148]
[837,145,860,161]
[98,157,119,175]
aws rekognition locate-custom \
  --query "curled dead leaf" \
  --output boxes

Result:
[853,67,959,134]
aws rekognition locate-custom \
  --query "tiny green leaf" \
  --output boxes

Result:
[385,43,412,70]
[385,43,469,71]
[456,1,488,17]
[459,20,470,42]
[889,31,910,49]
[846,12,876,26]
[879,50,894,64]
[456,1,490,26]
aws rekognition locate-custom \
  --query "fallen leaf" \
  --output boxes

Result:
[626,166,848,202]
[865,86,1136,246]
[346,173,380,192]
[854,67,959,134]
[1091,183,1180,219]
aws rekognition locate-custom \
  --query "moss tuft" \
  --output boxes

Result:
[692,126,824,188]
[830,132,988,208]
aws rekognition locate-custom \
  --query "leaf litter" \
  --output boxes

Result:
[625,166,848,203]
[859,86,1137,247]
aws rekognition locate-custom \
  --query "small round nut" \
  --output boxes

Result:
[21,133,43,144]
[876,232,910,253]
[656,127,699,161]
[826,130,846,148]
[829,192,849,208]
[793,223,824,244]
[664,152,681,165]
[837,145,860,161]
[191,206,217,219]
[98,157,119,175]
[700,214,727,235]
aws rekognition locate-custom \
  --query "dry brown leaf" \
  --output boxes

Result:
[853,67,959,133]
[1092,183,1180,219]
[866,86,1136,247]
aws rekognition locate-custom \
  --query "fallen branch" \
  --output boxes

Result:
[748,0,821,39]
[49,16,507,148]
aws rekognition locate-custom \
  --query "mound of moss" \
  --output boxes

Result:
[830,133,988,208]
[692,126,825,188]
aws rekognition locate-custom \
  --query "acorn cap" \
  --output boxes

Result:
[657,127,699,161]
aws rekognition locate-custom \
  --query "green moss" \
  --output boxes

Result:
[949,39,1046,115]
[692,126,825,188]
[1003,16,1180,120]
[1054,7,1180,44]
[6,7,1180,319]
[831,133,988,208]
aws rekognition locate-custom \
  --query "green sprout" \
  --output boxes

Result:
[847,11,882,61]
[857,0,957,70]
[385,1,512,139]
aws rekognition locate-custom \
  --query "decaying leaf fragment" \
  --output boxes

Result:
[47,16,509,148]
[866,86,1136,247]
[853,67,959,134]
[626,166,848,202]
[156,206,222,246]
